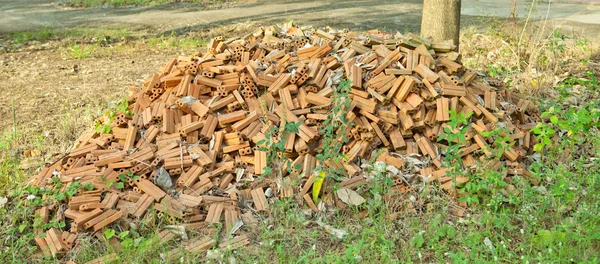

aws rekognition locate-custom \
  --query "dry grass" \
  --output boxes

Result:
[0,22,256,183]
[459,19,599,95]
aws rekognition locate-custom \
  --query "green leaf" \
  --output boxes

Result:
[84,183,94,191]
[118,174,127,181]
[550,115,559,124]
[18,223,27,233]
[104,229,116,239]
[106,180,115,188]
[115,182,124,189]
[261,166,272,177]
[54,193,65,201]
[410,233,425,248]
[118,231,130,239]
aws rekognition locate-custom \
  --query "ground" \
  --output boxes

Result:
[1,0,600,263]
[2,0,600,35]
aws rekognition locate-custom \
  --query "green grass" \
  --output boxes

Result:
[0,132,26,193]
[1,26,210,55]
[146,34,208,49]
[63,0,232,8]
[67,43,97,59]
[5,27,132,46]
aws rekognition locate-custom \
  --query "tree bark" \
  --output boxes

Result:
[420,0,461,47]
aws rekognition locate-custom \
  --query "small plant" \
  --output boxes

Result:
[68,43,95,59]
[481,127,514,159]
[104,171,138,189]
[549,29,566,55]
[438,110,473,172]
[531,100,600,166]
[94,98,132,133]
[486,65,505,79]
[313,78,353,201]
[256,120,303,178]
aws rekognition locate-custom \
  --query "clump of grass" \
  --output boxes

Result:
[67,44,96,59]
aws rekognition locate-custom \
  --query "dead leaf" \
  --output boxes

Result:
[165,225,188,240]
[336,187,365,206]
[21,158,41,170]
[316,221,346,239]
[0,197,7,208]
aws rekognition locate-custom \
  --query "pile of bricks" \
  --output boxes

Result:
[26,24,539,260]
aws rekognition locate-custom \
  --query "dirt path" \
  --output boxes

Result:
[1,0,599,37]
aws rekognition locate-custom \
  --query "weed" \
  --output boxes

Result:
[313,78,353,200]
[256,119,302,178]
[94,98,131,133]
[68,43,96,59]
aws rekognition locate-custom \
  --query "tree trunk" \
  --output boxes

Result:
[420,0,461,47]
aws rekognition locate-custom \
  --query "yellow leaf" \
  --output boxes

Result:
[312,171,326,202]
[568,130,573,136]
[531,80,537,88]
